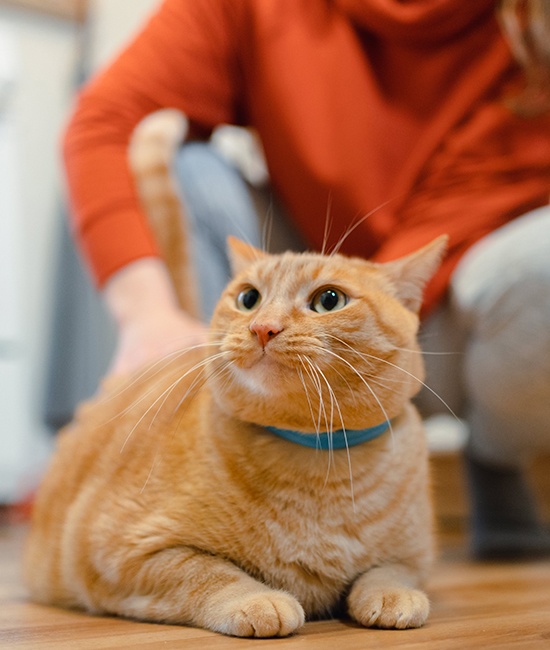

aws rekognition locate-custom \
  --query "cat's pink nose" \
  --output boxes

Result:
[250,322,283,349]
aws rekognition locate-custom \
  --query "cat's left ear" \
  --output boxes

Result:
[227,236,267,276]
[382,235,449,313]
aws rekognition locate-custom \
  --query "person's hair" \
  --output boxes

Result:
[498,0,550,115]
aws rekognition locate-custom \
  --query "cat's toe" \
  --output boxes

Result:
[349,586,429,629]
[218,591,305,637]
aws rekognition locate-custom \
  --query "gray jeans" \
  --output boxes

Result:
[176,142,550,469]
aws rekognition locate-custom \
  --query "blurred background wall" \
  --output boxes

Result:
[0,0,158,504]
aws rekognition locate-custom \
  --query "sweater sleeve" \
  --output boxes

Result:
[63,0,247,286]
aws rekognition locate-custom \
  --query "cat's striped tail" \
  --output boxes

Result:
[128,109,200,319]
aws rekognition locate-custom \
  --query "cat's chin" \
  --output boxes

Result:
[229,355,293,396]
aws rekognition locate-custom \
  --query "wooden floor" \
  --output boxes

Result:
[1,525,550,649]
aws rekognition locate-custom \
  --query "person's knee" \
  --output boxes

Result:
[175,142,259,238]
[451,210,550,460]
[451,208,550,402]
[176,141,234,184]
[451,206,550,322]
[464,271,550,409]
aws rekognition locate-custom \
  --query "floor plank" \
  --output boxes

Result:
[2,525,550,649]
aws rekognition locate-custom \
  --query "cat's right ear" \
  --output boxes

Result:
[227,236,266,276]
[382,235,449,313]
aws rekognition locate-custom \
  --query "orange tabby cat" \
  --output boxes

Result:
[24,112,447,638]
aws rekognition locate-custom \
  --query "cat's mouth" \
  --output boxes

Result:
[260,349,293,368]
[250,347,293,370]
[228,343,298,379]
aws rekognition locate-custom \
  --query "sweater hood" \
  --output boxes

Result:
[333,0,498,42]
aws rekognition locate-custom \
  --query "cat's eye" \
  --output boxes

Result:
[310,288,347,313]
[236,287,261,311]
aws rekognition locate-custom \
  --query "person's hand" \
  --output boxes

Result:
[104,257,208,378]
[107,305,208,378]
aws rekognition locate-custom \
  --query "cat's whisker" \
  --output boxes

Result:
[119,347,227,417]
[171,360,237,448]
[393,346,461,356]
[326,336,404,381]
[328,335,461,424]
[328,345,412,390]
[119,373,188,454]
[140,359,236,494]
[299,356,322,434]
[314,361,356,512]
[172,356,232,416]
[329,354,414,393]
[302,357,335,485]
[211,363,237,395]
[140,452,160,495]
[147,381,181,433]
[302,356,329,445]
[144,350,215,434]
[320,192,333,256]
[305,342,361,404]
[161,359,237,460]
[222,209,263,257]
[302,355,332,468]
[119,351,231,453]
[333,367,358,405]
[323,345,392,401]
[262,199,274,253]
[166,353,238,429]
[361,374,409,391]
[297,358,321,437]
[97,340,225,417]
[321,347,395,453]
[329,198,395,256]
[140,366,224,494]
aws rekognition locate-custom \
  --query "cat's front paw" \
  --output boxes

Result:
[216,591,305,637]
[348,586,429,629]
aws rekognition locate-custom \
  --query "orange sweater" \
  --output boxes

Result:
[64,0,550,314]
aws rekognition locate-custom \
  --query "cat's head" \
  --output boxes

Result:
[208,236,447,432]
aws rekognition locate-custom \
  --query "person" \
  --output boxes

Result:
[62,0,550,559]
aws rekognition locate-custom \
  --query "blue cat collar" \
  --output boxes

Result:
[264,421,390,450]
